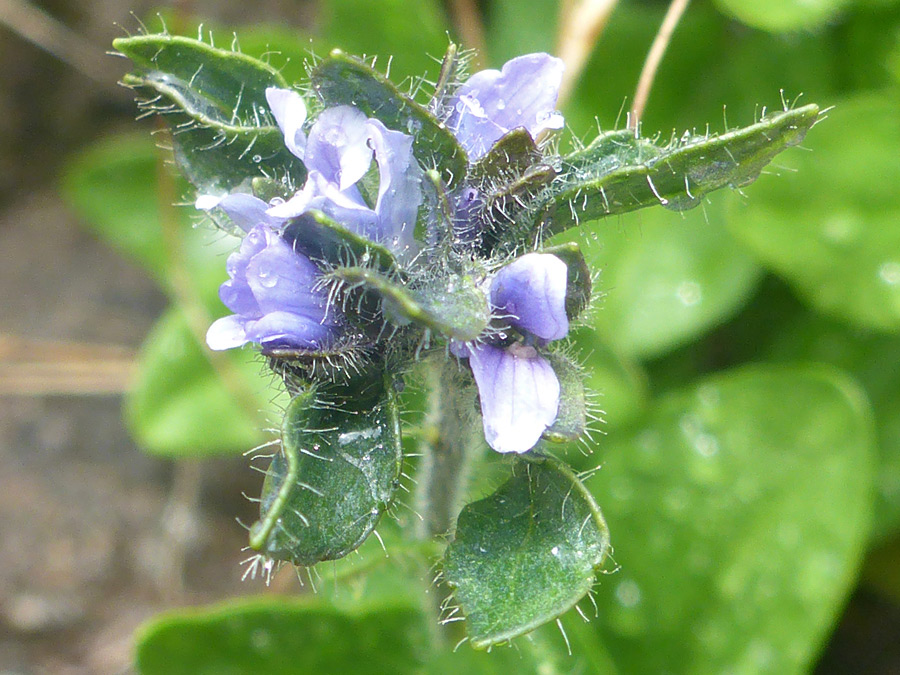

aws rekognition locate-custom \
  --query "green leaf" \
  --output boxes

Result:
[764,311,900,541]
[726,93,900,331]
[332,267,490,342]
[114,34,303,192]
[311,50,468,187]
[590,365,875,674]
[135,598,428,675]
[484,0,558,65]
[556,192,761,360]
[571,332,649,433]
[250,376,402,566]
[61,132,245,309]
[714,0,853,32]
[126,307,283,456]
[443,457,611,648]
[542,352,587,444]
[534,105,820,236]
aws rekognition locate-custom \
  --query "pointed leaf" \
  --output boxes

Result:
[249,377,402,566]
[113,34,303,191]
[332,267,490,342]
[443,457,611,648]
[311,50,468,186]
[535,105,820,236]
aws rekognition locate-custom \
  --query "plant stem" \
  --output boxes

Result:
[415,357,480,539]
[629,0,692,132]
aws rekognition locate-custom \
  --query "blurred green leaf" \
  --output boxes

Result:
[764,312,900,541]
[61,133,240,310]
[483,0,558,65]
[726,93,900,331]
[443,457,610,648]
[135,598,428,675]
[590,365,875,673]
[557,192,761,360]
[563,4,839,142]
[570,329,649,433]
[714,0,853,32]
[319,0,449,81]
[126,307,284,456]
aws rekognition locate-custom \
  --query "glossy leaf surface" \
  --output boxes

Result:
[114,35,303,191]
[590,366,874,674]
[443,457,610,648]
[250,377,402,566]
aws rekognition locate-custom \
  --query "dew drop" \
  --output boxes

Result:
[252,154,263,163]
[676,280,702,306]
[878,261,900,286]
[257,267,278,288]
[615,580,641,608]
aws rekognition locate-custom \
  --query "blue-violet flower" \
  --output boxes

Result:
[456,253,569,454]
[205,224,341,351]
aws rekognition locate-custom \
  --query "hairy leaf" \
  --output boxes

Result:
[534,105,819,237]
[114,34,303,191]
[249,377,402,566]
[443,457,610,648]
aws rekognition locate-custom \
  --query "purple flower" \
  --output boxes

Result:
[205,224,340,351]
[447,53,565,160]
[265,93,423,257]
[456,253,569,453]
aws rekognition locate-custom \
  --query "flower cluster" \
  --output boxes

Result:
[200,51,585,455]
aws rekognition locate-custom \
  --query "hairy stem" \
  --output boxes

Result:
[416,357,481,539]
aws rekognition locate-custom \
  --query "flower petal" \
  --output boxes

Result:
[246,311,337,349]
[366,119,422,254]
[206,314,249,350]
[242,228,331,319]
[305,105,372,191]
[266,87,308,160]
[466,342,560,454]
[447,53,565,159]
[196,193,284,233]
[490,253,569,341]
